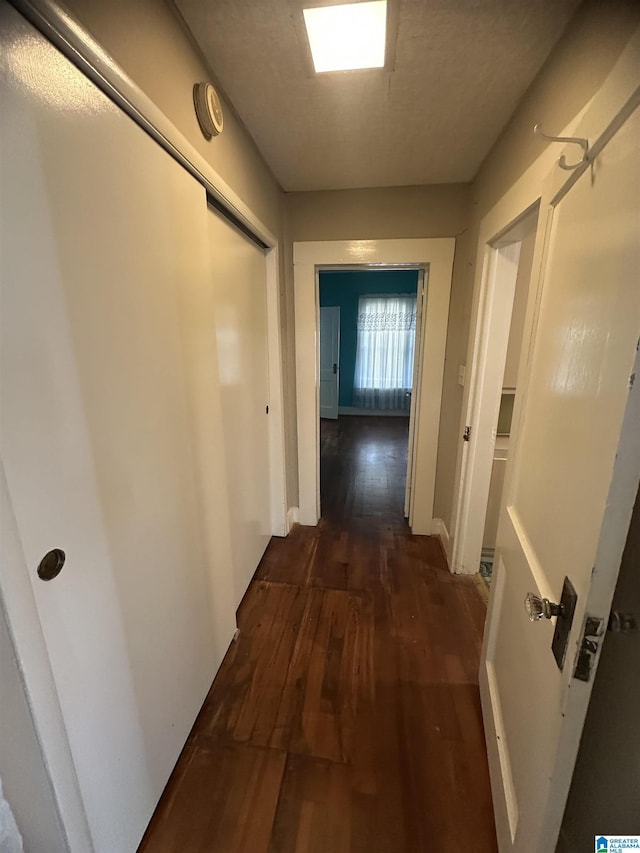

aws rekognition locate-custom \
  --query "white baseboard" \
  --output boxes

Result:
[337,406,410,417]
[432,517,451,567]
[286,506,299,533]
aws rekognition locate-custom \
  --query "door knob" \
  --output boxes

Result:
[525,592,563,621]
[332,363,337,375]
[526,578,577,670]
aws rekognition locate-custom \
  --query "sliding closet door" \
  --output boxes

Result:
[208,210,272,605]
[0,5,231,850]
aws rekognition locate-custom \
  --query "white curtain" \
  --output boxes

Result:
[353,294,417,410]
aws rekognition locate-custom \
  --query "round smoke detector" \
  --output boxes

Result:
[193,82,224,139]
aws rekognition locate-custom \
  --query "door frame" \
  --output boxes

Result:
[404,268,426,517]
[450,209,538,574]
[293,239,455,533]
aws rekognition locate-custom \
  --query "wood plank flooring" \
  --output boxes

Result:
[139,416,497,852]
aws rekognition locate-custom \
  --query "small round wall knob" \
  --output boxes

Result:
[37,548,66,581]
[525,592,563,621]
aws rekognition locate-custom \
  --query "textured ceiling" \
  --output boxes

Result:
[173,0,582,191]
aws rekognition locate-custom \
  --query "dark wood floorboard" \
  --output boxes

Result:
[139,416,497,853]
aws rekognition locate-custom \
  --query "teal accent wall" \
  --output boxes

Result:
[319,269,419,407]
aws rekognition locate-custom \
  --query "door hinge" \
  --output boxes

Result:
[265,404,269,415]
[463,426,471,442]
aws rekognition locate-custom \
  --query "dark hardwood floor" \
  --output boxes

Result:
[139,415,497,853]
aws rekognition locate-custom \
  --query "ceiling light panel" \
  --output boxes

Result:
[303,1,387,73]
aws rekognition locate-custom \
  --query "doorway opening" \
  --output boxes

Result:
[294,238,454,533]
[452,205,539,579]
[318,268,421,521]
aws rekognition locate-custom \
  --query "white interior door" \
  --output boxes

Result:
[481,105,640,851]
[208,209,271,606]
[0,7,231,851]
[320,306,340,419]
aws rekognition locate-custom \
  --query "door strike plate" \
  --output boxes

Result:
[551,576,577,670]
[573,615,604,682]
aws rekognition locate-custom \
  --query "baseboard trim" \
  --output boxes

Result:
[286,506,299,533]
[337,406,410,418]
[432,518,451,567]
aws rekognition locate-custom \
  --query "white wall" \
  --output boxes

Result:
[482,452,507,551]
[502,230,535,389]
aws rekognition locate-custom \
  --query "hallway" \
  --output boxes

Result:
[139,417,497,852]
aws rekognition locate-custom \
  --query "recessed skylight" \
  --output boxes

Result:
[303,1,387,73]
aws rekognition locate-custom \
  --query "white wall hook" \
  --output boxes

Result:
[534,123,589,170]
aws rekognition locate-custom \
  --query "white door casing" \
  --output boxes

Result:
[294,241,454,533]
[0,496,69,853]
[319,307,340,419]
[404,269,426,517]
[481,92,640,852]
[451,239,522,574]
[0,458,93,853]
[452,208,540,576]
